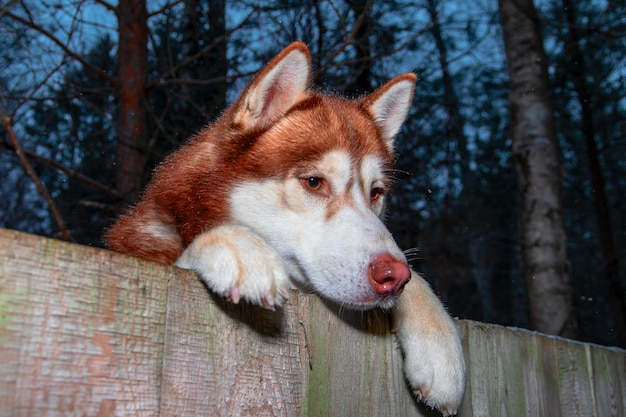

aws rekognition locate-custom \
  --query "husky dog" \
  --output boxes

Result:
[106,42,465,415]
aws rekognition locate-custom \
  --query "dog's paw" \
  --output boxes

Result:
[401,329,465,416]
[393,273,466,415]
[175,224,290,309]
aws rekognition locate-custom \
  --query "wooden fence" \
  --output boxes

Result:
[1,228,625,417]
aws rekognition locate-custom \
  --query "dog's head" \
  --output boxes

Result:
[223,43,416,309]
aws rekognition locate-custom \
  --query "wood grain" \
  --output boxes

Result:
[459,320,626,417]
[1,229,625,417]
[0,228,169,416]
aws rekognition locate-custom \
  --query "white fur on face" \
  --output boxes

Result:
[359,155,389,215]
[228,151,406,309]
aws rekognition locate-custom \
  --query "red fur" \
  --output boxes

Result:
[105,50,466,414]
[105,43,399,265]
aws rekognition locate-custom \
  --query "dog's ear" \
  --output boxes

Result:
[233,42,311,130]
[363,73,417,150]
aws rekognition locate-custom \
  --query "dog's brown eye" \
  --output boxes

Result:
[371,187,384,202]
[306,177,323,190]
[300,176,330,196]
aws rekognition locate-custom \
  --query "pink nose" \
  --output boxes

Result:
[368,255,411,296]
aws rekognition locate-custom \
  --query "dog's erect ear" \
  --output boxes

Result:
[363,73,417,150]
[233,42,311,130]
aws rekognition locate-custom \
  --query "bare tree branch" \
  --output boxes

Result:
[0,140,126,203]
[146,6,258,89]
[6,56,68,121]
[147,0,184,18]
[3,9,117,86]
[91,0,117,14]
[0,0,21,16]
[0,110,73,242]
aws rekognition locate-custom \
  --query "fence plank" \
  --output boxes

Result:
[590,343,626,416]
[459,320,626,417]
[554,338,595,415]
[2,228,626,417]
[301,300,424,417]
[0,229,168,417]
[158,269,308,417]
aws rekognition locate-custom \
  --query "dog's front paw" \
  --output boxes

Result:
[401,328,465,415]
[394,272,466,415]
[175,224,290,309]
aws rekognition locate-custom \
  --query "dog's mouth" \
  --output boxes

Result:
[353,291,403,310]
[283,254,408,310]
[289,275,403,311]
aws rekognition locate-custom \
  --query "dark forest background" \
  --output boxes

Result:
[1,0,624,347]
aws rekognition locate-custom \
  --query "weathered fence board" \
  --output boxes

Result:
[0,229,169,416]
[1,228,625,417]
[459,317,626,416]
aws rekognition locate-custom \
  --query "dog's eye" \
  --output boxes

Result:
[300,176,330,196]
[305,177,323,190]
[371,187,385,202]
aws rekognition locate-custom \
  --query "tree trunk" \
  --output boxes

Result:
[425,0,468,177]
[346,0,373,94]
[498,0,577,338]
[180,0,202,99]
[180,0,227,121]
[206,0,228,114]
[425,0,469,301]
[562,0,625,346]
[116,0,148,204]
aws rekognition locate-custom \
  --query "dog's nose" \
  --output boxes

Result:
[368,256,411,296]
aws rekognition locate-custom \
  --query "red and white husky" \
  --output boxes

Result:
[106,42,465,415]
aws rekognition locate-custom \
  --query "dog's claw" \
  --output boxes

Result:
[176,225,291,310]
[443,407,458,416]
[413,386,458,416]
[262,293,276,310]
[230,286,241,304]
[414,385,430,399]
